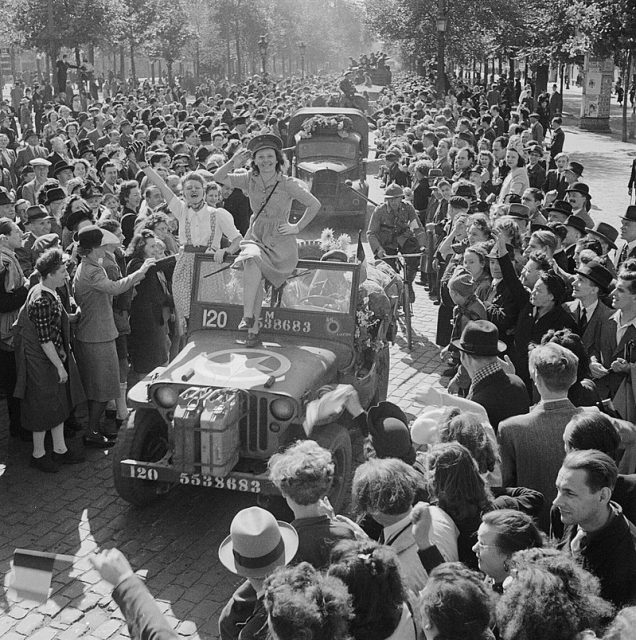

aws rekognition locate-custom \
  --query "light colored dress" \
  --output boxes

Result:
[228,171,318,288]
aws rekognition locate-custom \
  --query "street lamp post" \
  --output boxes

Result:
[258,35,269,75]
[436,3,447,99]
[299,41,306,79]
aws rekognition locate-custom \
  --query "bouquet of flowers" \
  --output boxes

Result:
[298,115,354,139]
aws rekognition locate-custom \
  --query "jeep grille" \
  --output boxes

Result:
[239,393,269,453]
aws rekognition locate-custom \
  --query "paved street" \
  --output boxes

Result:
[1,109,635,640]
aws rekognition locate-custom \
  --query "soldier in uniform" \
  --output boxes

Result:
[367,184,426,302]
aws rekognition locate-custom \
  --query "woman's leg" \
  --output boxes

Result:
[51,423,67,454]
[32,430,46,458]
[241,258,261,323]
[249,282,264,337]
[87,400,108,437]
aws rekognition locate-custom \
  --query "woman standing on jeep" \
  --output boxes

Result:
[214,134,321,347]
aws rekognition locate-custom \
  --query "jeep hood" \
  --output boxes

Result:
[153,332,340,397]
[297,160,353,174]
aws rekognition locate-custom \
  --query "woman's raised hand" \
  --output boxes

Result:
[232,148,251,169]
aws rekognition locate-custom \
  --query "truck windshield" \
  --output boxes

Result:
[196,260,354,315]
[297,139,358,160]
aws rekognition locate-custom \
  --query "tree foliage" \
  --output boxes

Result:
[12,0,114,57]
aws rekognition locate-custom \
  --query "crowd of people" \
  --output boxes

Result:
[1,60,636,640]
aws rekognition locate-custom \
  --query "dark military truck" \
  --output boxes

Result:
[287,107,369,221]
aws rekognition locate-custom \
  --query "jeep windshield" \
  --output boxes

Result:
[297,137,359,161]
[195,258,354,315]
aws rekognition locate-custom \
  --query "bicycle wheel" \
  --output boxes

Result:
[402,279,413,350]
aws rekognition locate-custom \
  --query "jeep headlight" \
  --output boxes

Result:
[154,386,179,408]
[270,398,295,421]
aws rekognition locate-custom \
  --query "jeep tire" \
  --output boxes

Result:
[112,408,172,507]
[313,423,353,514]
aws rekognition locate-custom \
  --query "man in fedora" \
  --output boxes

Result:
[367,183,426,302]
[505,202,530,236]
[544,199,573,224]
[587,221,619,267]
[452,320,529,431]
[563,215,587,271]
[499,342,584,531]
[566,182,593,228]
[564,161,584,186]
[218,506,298,640]
[565,262,614,353]
[616,205,636,271]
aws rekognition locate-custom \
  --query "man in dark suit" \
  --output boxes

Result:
[453,320,529,432]
[565,262,614,354]
[590,270,636,403]
[499,342,584,531]
[549,84,563,119]
[627,157,636,198]
[542,151,569,198]
[554,450,636,607]
[14,130,48,175]
[547,117,565,169]
[616,205,636,271]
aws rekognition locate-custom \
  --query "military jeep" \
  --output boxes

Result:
[112,253,390,512]
[287,107,369,221]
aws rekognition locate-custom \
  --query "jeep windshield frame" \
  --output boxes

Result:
[189,254,361,349]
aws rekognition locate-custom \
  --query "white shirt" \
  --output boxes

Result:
[168,199,240,248]
[610,309,636,345]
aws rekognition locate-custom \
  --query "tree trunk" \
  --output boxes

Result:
[509,56,514,80]
[234,18,242,81]
[88,44,95,65]
[535,64,549,95]
[623,49,632,143]
[225,28,231,79]
[119,46,125,79]
[151,60,155,84]
[167,60,173,86]
[129,42,136,80]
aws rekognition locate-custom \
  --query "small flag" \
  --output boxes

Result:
[357,231,367,265]
[9,549,74,604]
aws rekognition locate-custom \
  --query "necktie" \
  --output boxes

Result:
[619,243,629,267]
[580,306,588,332]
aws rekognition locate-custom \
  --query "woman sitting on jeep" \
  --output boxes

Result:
[214,134,321,347]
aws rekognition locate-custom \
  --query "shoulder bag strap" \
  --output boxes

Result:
[251,180,279,224]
